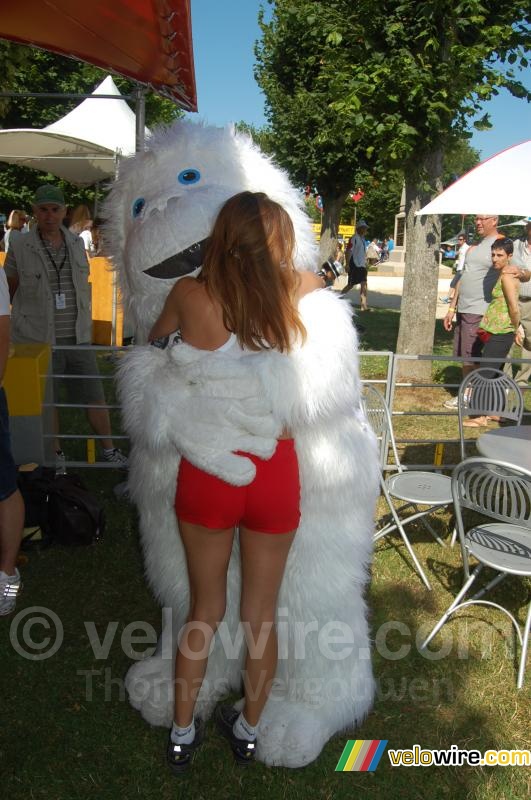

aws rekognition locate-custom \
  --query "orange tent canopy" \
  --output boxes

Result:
[0,0,197,111]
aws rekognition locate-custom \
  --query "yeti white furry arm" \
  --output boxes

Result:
[251,290,362,427]
[118,344,280,485]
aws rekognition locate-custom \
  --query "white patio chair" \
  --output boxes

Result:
[362,385,453,590]
[420,457,531,689]
[457,369,524,461]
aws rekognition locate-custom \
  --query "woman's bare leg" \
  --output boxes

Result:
[238,527,296,727]
[173,521,234,726]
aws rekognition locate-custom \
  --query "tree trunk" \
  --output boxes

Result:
[318,189,349,263]
[395,149,443,383]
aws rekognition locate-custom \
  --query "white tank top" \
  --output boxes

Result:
[215,332,245,357]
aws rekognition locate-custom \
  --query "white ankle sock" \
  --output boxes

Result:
[170,719,195,745]
[233,712,257,741]
[0,569,19,581]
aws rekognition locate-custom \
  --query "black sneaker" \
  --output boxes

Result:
[215,705,257,766]
[166,718,204,775]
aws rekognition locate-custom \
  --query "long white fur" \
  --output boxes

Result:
[106,121,379,767]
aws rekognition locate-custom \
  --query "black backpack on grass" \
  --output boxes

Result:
[18,467,105,547]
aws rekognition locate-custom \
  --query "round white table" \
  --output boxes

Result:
[476,425,531,470]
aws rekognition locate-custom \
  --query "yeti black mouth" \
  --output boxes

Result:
[143,238,209,279]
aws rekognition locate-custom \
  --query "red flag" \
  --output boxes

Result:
[350,189,364,203]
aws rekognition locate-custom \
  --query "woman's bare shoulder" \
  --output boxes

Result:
[298,270,325,299]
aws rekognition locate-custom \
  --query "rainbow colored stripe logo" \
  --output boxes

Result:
[335,739,388,772]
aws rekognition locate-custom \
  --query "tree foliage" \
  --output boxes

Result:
[256,0,529,376]
[0,41,183,213]
[255,1,377,259]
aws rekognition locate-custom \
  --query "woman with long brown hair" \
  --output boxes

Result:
[149,191,322,772]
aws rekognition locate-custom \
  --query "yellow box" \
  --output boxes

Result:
[4,343,51,416]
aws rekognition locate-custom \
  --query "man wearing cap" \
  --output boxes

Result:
[341,219,369,311]
[4,185,127,469]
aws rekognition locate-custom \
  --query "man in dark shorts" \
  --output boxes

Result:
[0,269,24,616]
[444,216,530,410]
[442,214,500,409]
[4,185,127,471]
[341,220,369,310]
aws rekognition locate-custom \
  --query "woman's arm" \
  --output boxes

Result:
[501,273,520,330]
[148,281,184,341]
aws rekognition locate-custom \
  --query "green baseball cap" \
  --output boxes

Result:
[33,185,65,206]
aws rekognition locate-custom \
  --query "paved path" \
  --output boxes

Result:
[334,275,452,319]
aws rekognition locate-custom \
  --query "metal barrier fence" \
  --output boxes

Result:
[43,345,530,472]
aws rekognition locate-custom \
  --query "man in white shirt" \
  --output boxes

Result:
[0,269,25,615]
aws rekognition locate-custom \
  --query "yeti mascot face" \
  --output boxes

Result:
[105,120,317,340]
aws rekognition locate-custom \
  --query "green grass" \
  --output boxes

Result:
[2,313,530,799]
[3,484,529,799]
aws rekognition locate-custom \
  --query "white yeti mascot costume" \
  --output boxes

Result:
[104,120,379,767]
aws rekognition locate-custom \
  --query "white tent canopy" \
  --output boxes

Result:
[416,140,531,217]
[0,76,148,186]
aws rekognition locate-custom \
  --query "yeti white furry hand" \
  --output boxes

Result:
[118,345,281,485]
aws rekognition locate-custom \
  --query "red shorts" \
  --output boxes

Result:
[175,439,301,534]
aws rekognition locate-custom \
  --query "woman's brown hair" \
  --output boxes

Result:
[200,192,307,353]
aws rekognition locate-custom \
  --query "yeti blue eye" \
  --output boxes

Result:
[132,197,146,218]
[178,168,201,185]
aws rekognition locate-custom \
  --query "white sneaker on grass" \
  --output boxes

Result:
[55,449,67,475]
[0,568,21,616]
[443,395,469,410]
[102,448,128,468]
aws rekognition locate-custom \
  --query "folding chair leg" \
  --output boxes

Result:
[379,479,432,590]
[471,572,507,601]
[419,513,446,547]
[517,602,531,690]
[420,568,481,649]
[396,520,432,590]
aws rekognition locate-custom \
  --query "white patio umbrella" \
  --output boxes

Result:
[416,139,531,217]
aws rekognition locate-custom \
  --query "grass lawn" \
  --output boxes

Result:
[2,311,530,799]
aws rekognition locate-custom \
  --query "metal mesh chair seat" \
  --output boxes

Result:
[466,524,531,575]
[362,384,453,590]
[386,471,452,505]
[421,457,531,688]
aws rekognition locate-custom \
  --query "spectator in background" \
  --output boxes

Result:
[366,238,381,267]
[1,210,27,252]
[89,217,105,257]
[505,220,531,386]
[0,267,25,616]
[441,232,469,304]
[320,242,343,287]
[387,235,395,255]
[443,214,501,408]
[69,204,94,255]
[462,238,522,427]
[341,220,369,310]
[4,185,127,470]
